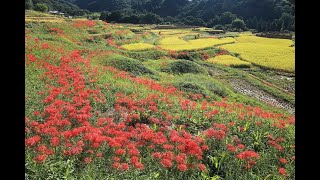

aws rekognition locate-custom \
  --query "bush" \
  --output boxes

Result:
[34,3,48,12]
[161,60,207,75]
[105,55,154,76]
[175,82,208,96]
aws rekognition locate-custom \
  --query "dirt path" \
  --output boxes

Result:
[228,78,295,114]
[246,74,295,96]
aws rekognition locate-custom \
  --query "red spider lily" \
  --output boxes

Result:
[113,156,121,162]
[41,43,50,49]
[97,152,103,158]
[236,151,259,160]
[237,144,245,149]
[84,157,92,164]
[279,158,287,164]
[33,154,47,163]
[120,163,130,171]
[227,144,237,152]
[26,54,36,62]
[161,158,173,168]
[268,141,283,151]
[25,136,41,147]
[279,167,287,176]
[152,152,162,159]
[178,163,188,171]
[203,128,226,140]
[197,164,207,172]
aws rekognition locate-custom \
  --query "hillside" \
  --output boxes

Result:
[74,0,295,31]
[25,11,295,179]
[26,0,295,31]
[26,0,90,16]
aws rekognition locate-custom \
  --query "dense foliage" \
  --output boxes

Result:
[25,0,90,16]
[76,0,295,32]
[26,0,295,32]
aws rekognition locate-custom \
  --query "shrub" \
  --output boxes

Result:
[161,60,207,75]
[105,55,154,76]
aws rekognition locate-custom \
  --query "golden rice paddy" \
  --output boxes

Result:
[235,35,294,47]
[220,43,295,72]
[159,37,235,51]
[208,55,251,67]
[121,43,155,50]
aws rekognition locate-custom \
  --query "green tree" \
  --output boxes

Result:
[220,11,237,25]
[231,18,246,31]
[139,13,163,24]
[106,11,123,22]
[25,0,33,10]
[99,11,108,20]
[280,13,294,31]
[34,3,48,12]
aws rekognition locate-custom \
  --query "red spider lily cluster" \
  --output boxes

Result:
[72,20,97,28]
[48,28,64,35]
[25,50,210,172]
[202,53,210,60]
[236,150,260,169]
[215,50,228,56]
[107,38,120,48]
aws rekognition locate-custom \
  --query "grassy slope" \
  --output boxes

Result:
[25,13,295,180]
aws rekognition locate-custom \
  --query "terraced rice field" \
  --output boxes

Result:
[121,43,155,50]
[159,37,235,51]
[220,43,295,72]
[207,55,251,68]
